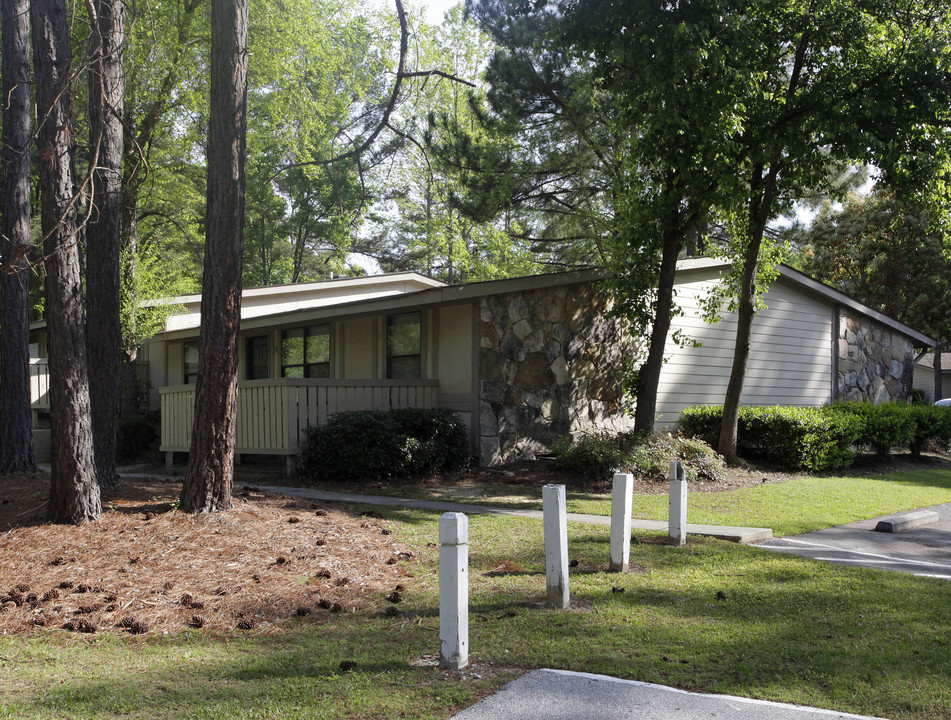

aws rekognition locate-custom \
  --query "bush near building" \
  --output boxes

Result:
[299,408,470,483]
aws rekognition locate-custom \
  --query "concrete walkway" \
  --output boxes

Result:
[255,484,773,543]
[450,669,887,720]
[105,465,771,542]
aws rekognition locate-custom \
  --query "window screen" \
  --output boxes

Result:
[281,325,330,378]
[386,312,421,379]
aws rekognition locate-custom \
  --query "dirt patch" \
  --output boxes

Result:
[426,452,951,494]
[0,474,413,637]
[407,458,801,495]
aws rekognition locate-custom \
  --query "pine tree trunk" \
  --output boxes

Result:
[32,0,101,523]
[86,0,125,488]
[180,0,249,514]
[633,227,683,434]
[0,0,37,473]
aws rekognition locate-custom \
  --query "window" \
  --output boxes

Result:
[246,336,269,380]
[386,312,421,379]
[281,325,330,378]
[184,341,199,385]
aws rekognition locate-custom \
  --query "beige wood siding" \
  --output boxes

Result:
[143,339,167,410]
[437,303,475,435]
[166,342,184,386]
[160,379,439,454]
[437,304,472,395]
[914,366,951,403]
[656,276,833,427]
[342,316,376,378]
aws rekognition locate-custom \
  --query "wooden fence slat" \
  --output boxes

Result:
[161,380,438,454]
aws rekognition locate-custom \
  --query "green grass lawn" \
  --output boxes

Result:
[4,468,951,719]
[571,467,951,535]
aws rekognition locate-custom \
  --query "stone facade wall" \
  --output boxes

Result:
[837,309,916,403]
[479,283,635,465]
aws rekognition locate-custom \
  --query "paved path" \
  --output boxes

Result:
[450,669,886,720]
[107,466,771,542]
[254,484,772,543]
[755,502,951,579]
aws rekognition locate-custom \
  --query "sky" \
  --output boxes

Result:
[422,0,462,24]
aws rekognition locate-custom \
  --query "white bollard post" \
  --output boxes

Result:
[543,484,570,609]
[669,460,687,546]
[610,473,633,571]
[439,512,469,669]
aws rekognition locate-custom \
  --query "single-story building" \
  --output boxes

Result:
[913,351,951,403]
[27,258,936,468]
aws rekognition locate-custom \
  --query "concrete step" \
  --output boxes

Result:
[874,510,940,533]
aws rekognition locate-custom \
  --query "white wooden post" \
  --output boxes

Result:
[543,484,570,609]
[610,473,633,571]
[669,460,687,546]
[439,512,469,669]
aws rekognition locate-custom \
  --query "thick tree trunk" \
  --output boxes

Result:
[0,0,37,473]
[180,0,249,514]
[86,0,126,488]
[32,0,101,523]
[633,228,683,434]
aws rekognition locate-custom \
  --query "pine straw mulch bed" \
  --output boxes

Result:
[0,474,414,637]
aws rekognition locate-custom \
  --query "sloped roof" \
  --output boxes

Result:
[675,257,936,347]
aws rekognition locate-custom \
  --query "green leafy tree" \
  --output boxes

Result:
[431,0,617,271]
[792,189,951,399]
[551,0,750,432]
[118,0,208,415]
[362,3,540,281]
[565,0,951,458]
[704,0,951,462]
[242,0,397,285]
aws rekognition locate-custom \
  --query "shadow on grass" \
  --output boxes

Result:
[10,615,492,720]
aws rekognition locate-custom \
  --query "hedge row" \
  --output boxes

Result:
[830,402,951,458]
[298,408,470,483]
[679,405,862,472]
[679,402,951,472]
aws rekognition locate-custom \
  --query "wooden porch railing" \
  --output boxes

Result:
[160,378,440,458]
[30,358,49,410]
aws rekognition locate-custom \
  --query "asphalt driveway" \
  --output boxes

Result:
[754,502,951,579]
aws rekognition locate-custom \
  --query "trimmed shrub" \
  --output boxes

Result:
[677,406,723,447]
[552,430,725,484]
[907,405,951,457]
[679,405,863,472]
[298,408,469,483]
[828,401,915,455]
